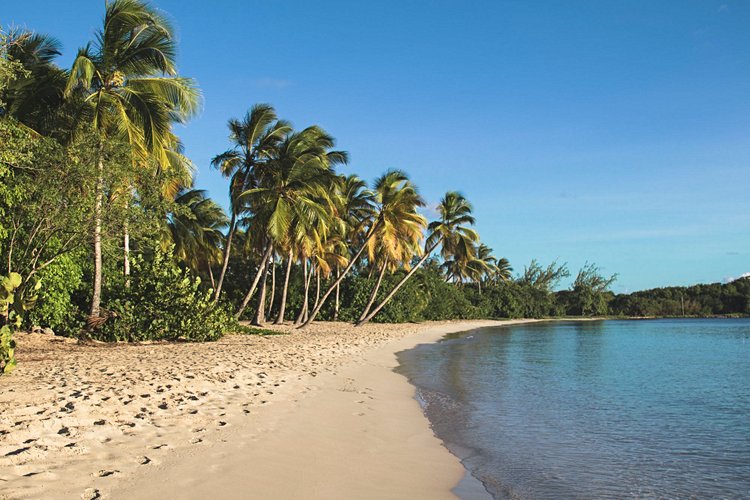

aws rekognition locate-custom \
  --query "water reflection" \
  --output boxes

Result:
[397,319,750,499]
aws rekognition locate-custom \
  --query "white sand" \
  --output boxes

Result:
[0,320,534,499]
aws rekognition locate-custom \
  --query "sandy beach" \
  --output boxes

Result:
[0,320,530,499]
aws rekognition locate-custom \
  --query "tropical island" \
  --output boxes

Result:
[1,1,748,499]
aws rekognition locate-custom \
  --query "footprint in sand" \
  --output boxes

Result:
[95,469,119,477]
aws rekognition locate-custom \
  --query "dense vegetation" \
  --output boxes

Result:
[0,2,747,373]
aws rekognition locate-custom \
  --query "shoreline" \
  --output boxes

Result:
[0,319,535,499]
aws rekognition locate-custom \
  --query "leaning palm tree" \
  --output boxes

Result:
[332,174,375,320]
[210,104,291,304]
[234,126,345,322]
[301,169,425,328]
[356,191,478,326]
[357,199,425,322]
[65,0,200,322]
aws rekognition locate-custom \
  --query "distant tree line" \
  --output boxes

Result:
[608,278,750,318]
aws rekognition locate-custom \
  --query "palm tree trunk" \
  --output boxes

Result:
[123,219,130,284]
[275,250,293,325]
[303,264,314,322]
[333,266,341,321]
[300,222,380,328]
[267,256,276,319]
[123,217,130,275]
[88,143,105,323]
[312,267,322,312]
[358,261,387,322]
[213,213,236,304]
[235,242,273,320]
[253,262,269,326]
[356,239,442,327]
[208,262,216,289]
[295,259,310,324]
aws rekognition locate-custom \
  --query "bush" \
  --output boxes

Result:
[98,248,235,342]
[26,253,86,336]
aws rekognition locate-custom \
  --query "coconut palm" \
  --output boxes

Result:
[1,30,67,134]
[494,257,513,283]
[65,0,201,321]
[356,191,478,326]
[210,104,291,304]
[301,169,425,328]
[332,175,375,320]
[164,189,228,283]
[473,242,499,292]
[357,197,425,322]
[235,126,346,323]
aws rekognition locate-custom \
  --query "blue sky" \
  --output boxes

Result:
[4,1,749,292]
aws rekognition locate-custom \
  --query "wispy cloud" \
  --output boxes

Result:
[253,78,292,89]
[718,3,729,13]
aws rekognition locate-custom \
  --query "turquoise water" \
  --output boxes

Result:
[396,319,750,499]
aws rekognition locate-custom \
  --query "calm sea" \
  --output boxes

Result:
[396,319,750,499]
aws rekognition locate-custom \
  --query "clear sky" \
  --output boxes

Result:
[4,1,749,292]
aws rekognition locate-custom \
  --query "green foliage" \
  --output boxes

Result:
[26,253,86,336]
[610,277,750,317]
[335,267,479,323]
[0,325,15,374]
[0,26,30,110]
[1,271,40,374]
[234,324,284,336]
[566,263,617,316]
[518,259,570,292]
[99,248,234,342]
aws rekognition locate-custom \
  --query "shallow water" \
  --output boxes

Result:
[397,319,750,499]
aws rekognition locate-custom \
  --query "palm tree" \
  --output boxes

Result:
[164,189,228,283]
[332,175,375,320]
[1,30,67,134]
[301,170,424,328]
[357,196,425,322]
[494,257,513,283]
[472,242,498,293]
[356,191,478,326]
[210,104,290,304]
[235,126,346,322]
[65,0,200,322]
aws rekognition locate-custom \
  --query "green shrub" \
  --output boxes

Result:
[26,253,86,336]
[98,248,234,342]
[1,272,39,374]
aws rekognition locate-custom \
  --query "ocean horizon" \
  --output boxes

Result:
[397,318,750,499]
